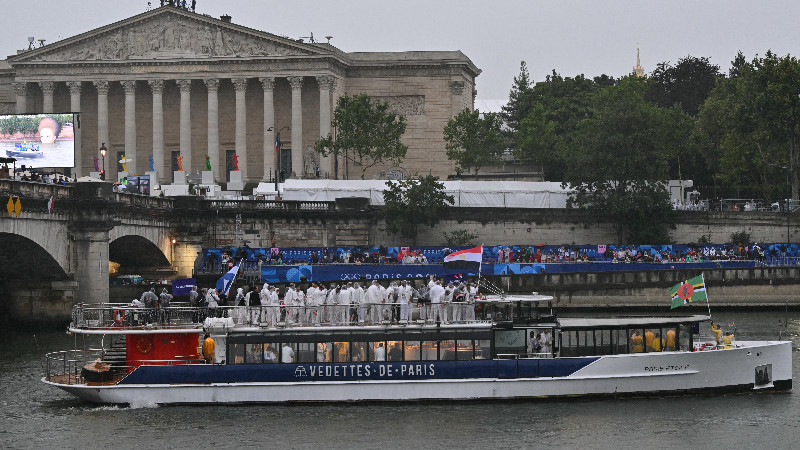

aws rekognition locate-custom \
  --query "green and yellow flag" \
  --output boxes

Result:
[670,274,707,309]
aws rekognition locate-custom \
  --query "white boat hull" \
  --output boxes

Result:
[44,341,791,404]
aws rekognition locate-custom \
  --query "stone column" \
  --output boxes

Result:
[232,77,248,180]
[288,76,304,178]
[67,82,82,177]
[14,82,27,114]
[121,81,137,174]
[260,76,276,181]
[317,75,336,178]
[204,78,220,177]
[71,199,114,304]
[177,79,192,173]
[40,81,54,113]
[94,81,109,173]
[148,80,165,182]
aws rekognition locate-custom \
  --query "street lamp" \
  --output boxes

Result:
[267,126,290,192]
[99,143,107,181]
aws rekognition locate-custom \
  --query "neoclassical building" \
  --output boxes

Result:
[0,6,479,184]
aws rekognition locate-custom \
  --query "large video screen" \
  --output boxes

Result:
[0,113,76,169]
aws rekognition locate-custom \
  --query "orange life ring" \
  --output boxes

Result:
[136,336,153,354]
[113,309,126,325]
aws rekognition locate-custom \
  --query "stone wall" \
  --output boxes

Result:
[193,207,800,249]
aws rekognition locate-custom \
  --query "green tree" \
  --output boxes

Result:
[564,77,681,243]
[697,51,800,201]
[514,71,609,180]
[383,175,454,243]
[443,108,506,177]
[500,61,534,134]
[314,93,408,179]
[645,55,722,116]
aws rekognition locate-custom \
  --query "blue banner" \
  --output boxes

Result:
[171,278,196,296]
[257,260,757,284]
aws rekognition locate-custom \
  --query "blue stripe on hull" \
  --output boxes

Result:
[119,358,599,385]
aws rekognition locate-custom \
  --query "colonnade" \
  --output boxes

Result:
[13,74,338,182]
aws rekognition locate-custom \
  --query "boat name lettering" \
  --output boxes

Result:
[300,363,436,378]
[644,365,689,372]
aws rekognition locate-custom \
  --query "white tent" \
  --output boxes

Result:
[281,179,572,208]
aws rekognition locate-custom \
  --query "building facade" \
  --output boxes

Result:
[0,7,479,184]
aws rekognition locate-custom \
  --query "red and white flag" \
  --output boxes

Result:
[47,196,54,214]
[443,245,482,270]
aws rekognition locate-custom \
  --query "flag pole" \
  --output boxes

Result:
[703,272,711,318]
[477,244,483,292]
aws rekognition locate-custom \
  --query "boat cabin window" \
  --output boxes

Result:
[351,342,369,362]
[558,324,693,357]
[457,340,475,360]
[404,341,420,361]
[225,328,491,364]
[420,341,437,361]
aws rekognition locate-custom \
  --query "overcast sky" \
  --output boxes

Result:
[3,1,798,112]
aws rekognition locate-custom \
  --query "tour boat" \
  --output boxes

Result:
[6,142,43,158]
[42,293,792,405]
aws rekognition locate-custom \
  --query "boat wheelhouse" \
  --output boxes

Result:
[43,293,792,404]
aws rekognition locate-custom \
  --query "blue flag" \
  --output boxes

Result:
[216,262,241,296]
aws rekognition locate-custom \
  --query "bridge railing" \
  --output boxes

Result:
[0,178,72,199]
[113,192,174,208]
[206,199,336,211]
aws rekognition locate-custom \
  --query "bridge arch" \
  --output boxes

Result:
[0,232,69,283]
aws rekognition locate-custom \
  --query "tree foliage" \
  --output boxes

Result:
[500,61,534,135]
[697,51,800,200]
[645,55,722,116]
[564,77,682,243]
[443,108,506,176]
[314,93,408,179]
[383,175,454,242]
[514,71,613,180]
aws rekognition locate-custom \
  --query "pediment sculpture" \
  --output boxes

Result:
[25,16,311,62]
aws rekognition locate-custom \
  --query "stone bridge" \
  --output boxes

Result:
[0,180,177,325]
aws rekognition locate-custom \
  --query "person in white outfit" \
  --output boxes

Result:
[365,280,381,324]
[442,283,454,324]
[325,284,338,325]
[353,282,367,324]
[466,282,477,322]
[312,283,327,325]
[337,283,352,325]
[259,283,270,324]
[206,288,220,317]
[398,280,412,322]
[292,284,306,326]
[234,287,246,325]
[429,280,445,324]
[266,286,280,327]
[284,283,297,325]
[377,282,388,323]
[305,283,317,325]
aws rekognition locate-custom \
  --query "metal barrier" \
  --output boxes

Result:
[70,302,498,330]
[43,349,205,386]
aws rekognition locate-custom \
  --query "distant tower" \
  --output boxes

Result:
[633,47,644,77]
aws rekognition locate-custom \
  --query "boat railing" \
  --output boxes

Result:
[43,349,205,386]
[70,302,505,330]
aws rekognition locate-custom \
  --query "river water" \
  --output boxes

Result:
[3,310,800,449]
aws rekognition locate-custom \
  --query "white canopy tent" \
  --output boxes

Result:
[280,179,572,208]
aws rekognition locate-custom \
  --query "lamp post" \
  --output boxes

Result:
[267,126,290,193]
[100,143,107,181]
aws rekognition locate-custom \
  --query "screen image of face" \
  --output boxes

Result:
[0,113,75,169]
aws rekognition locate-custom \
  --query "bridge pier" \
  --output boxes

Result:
[72,229,112,304]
